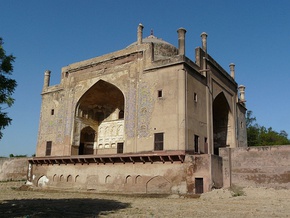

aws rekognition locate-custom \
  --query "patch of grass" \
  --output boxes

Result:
[229,185,245,197]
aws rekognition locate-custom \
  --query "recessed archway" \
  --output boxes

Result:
[213,92,231,155]
[74,80,125,155]
[77,80,125,123]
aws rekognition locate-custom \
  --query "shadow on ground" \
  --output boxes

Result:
[0,198,130,217]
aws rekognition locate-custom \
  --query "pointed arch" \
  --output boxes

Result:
[213,92,232,155]
[146,176,171,194]
[37,175,49,187]
[76,80,125,122]
[135,175,142,184]
[67,175,73,182]
[73,80,125,155]
[125,175,132,184]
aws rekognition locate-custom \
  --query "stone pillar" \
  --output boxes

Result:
[43,70,51,89]
[229,63,235,79]
[177,28,186,55]
[201,32,208,52]
[238,85,246,103]
[137,23,144,45]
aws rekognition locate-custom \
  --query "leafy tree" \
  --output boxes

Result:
[246,110,290,146]
[0,37,17,139]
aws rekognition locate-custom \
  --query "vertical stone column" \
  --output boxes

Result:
[229,63,235,79]
[43,70,51,89]
[137,23,144,45]
[177,28,186,55]
[201,32,208,52]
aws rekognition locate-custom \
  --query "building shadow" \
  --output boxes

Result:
[0,198,130,217]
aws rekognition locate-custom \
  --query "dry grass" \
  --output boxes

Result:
[1,184,290,217]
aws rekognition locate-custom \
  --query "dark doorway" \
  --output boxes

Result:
[79,143,84,155]
[117,143,124,153]
[213,92,230,155]
[79,126,95,155]
[195,178,204,194]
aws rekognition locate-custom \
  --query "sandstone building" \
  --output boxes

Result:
[29,24,247,194]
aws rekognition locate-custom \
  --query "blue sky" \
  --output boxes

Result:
[0,0,290,156]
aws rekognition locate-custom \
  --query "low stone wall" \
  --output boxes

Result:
[220,145,290,189]
[0,181,26,190]
[0,157,29,181]
[30,154,216,194]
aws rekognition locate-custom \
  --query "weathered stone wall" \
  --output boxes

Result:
[30,154,213,194]
[0,158,28,181]
[220,145,290,189]
[211,155,223,188]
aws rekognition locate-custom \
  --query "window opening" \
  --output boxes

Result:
[194,135,199,153]
[158,90,163,98]
[51,109,54,115]
[119,110,124,119]
[154,133,164,150]
[46,141,52,156]
[194,93,197,102]
[204,137,208,154]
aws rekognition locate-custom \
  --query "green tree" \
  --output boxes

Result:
[0,37,17,139]
[246,110,290,146]
[246,110,260,146]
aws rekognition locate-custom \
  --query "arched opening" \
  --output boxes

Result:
[146,176,171,194]
[79,126,95,155]
[135,175,142,184]
[74,80,125,155]
[53,174,57,182]
[125,175,132,184]
[37,175,49,188]
[213,92,231,155]
[105,175,111,184]
[67,175,73,182]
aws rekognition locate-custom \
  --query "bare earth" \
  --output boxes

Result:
[1,183,290,217]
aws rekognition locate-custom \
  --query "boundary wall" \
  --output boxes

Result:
[220,145,290,189]
[0,157,29,181]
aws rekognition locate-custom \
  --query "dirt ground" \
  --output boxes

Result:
[1,183,290,217]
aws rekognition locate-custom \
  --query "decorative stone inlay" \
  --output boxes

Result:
[125,83,137,138]
[137,83,154,137]
[98,120,124,149]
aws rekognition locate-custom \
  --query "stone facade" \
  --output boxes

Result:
[30,24,247,194]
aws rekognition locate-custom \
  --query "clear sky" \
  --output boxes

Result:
[0,0,290,156]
